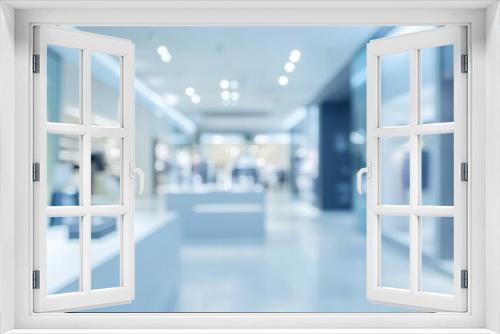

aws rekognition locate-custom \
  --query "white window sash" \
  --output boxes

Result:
[33,25,136,312]
[365,26,468,312]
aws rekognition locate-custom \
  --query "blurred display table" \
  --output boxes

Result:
[165,185,266,239]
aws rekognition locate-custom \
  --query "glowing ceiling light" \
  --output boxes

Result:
[157,45,172,62]
[221,90,231,100]
[278,75,289,86]
[289,49,301,63]
[157,45,168,56]
[161,53,172,63]
[185,87,195,96]
[230,91,240,101]
[191,95,201,104]
[284,62,295,73]
[220,80,229,90]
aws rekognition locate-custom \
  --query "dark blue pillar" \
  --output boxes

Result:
[317,100,352,210]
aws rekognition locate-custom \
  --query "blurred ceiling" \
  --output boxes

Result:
[78,26,378,133]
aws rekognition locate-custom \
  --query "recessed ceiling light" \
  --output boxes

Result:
[220,80,229,90]
[185,87,195,96]
[157,45,169,56]
[161,53,172,63]
[230,80,239,90]
[230,91,240,101]
[284,62,295,73]
[221,90,231,100]
[191,95,201,104]
[289,49,301,63]
[278,75,289,86]
[157,45,172,63]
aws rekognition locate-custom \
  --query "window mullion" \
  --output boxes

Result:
[409,48,420,294]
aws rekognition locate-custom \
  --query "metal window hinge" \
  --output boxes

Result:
[32,162,40,182]
[461,162,468,182]
[32,270,40,289]
[461,54,468,73]
[461,269,468,289]
[32,54,40,73]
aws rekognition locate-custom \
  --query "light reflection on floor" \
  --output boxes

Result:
[175,191,413,312]
[82,190,452,313]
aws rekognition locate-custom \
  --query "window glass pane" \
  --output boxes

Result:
[91,137,122,205]
[380,137,410,205]
[380,52,410,127]
[91,52,121,127]
[380,215,409,290]
[47,45,81,124]
[420,45,454,124]
[47,133,80,206]
[91,216,121,290]
[47,216,81,294]
[421,134,454,206]
[421,217,454,295]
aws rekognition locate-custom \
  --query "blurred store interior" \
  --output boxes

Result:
[46,26,454,312]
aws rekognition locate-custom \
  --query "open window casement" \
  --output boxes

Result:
[33,26,140,312]
[360,26,468,312]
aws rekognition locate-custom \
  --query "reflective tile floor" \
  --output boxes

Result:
[175,191,415,312]
[89,190,451,313]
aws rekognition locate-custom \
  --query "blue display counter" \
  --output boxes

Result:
[165,187,266,240]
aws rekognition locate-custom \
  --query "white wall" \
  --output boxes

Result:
[485,2,500,332]
[0,2,16,333]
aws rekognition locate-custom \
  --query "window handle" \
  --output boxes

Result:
[129,162,145,195]
[356,163,371,195]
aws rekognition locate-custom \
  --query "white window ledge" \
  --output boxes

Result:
[4,329,496,334]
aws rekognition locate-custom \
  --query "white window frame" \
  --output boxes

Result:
[32,25,136,312]
[0,1,498,333]
[365,26,468,312]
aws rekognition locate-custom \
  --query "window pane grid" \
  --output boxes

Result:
[377,213,456,291]
[34,26,135,312]
[45,130,125,292]
[44,46,126,296]
[367,26,466,312]
[375,47,457,295]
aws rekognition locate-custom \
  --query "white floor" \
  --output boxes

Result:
[57,189,452,313]
[173,191,419,312]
